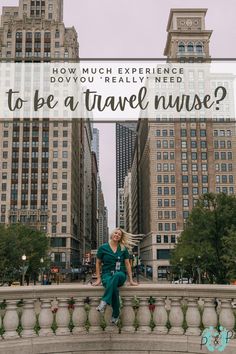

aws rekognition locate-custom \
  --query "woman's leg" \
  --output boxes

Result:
[102,272,126,318]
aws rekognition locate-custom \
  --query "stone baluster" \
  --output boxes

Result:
[0,314,2,340]
[185,297,201,336]
[136,297,151,333]
[120,297,135,333]
[169,297,184,335]
[152,297,168,334]
[72,298,87,334]
[104,305,118,333]
[88,297,103,333]
[21,299,37,338]
[202,298,218,329]
[3,300,20,340]
[219,299,235,330]
[55,298,71,336]
[38,298,54,336]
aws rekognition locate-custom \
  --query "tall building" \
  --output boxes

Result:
[116,122,137,227]
[92,128,99,169]
[0,1,94,271]
[134,9,236,282]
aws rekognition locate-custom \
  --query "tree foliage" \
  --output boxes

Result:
[0,224,49,283]
[170,193,236,284]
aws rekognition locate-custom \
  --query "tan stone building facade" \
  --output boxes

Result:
[0,0,95,270]
[135,9,236,282]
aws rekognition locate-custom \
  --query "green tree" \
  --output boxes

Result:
[0,224,49,283]
[170,193,236,284]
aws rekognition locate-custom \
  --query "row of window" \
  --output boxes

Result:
[180,129,206,137]
[178,42,203,53]
[8,182,68,191]
[3,161,68,170]
[157,211,176,219]
[6,171,68,180]
[181,152,207,160]
[181,140,207,149]
[157,163,175,172]
[215,175,234,183]
[182,187,208,195]
[156,129,174,137]
[156,235,176,244]
[157,152,175,160]
[157,175,175,184]
[182,175,208,183]
[214,130,232,137]
[215,163,233,172]
[157,199,176,207]
[214,152,232,160]
[156,140,175,149]
[216,187,234,194]
[158,223,177,231]
[157,187,176,195]
[214,140,232,149]
[181,164,208,172]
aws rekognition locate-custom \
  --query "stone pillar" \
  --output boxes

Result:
[219,299,235,330]
[38,299,54,336]
[185,297,201,336]
[120,297,135,333]
[72,298,87,334]
[21,299,37,338]
[104,305,118,333]
[3,300,20,340]
[88,297,103,333]
[55,298,71,336]
[169,297,184,335]
[152,297,168,334]
[136,297,151,333]
[202,298,218,329]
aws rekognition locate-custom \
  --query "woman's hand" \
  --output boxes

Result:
[91,278,101,286]
[128,280,139,286]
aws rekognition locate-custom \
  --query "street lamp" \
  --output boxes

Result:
[21,254,28,286]
[180,257,184,284]
[197,255,201,284]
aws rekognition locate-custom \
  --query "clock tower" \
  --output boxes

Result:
[164,9,212,60]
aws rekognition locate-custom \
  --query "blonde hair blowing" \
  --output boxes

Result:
[110,228,143,252]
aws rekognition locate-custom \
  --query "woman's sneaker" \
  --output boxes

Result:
[96,300,107,313]
[110,317,119,325]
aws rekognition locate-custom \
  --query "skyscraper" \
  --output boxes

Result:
[116,122,137,227]
[0,0,93,271]
[134,9,236,282]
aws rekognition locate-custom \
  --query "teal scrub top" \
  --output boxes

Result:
[96,242,130,274]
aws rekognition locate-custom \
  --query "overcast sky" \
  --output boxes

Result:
[1,0,236,230]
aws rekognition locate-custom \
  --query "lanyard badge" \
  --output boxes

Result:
[115,256,121,271]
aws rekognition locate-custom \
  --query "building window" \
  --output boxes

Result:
[157,250,170,260]
[183,199,189,207]
[196,43,203,53]
[164,235,169,243]
[178,42,185,52]
[156,235,161,243]
[182,175,188,183]
[187,42,194,52]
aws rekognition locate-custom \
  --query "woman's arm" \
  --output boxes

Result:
[125,259,138,286]
[92,258,102,286]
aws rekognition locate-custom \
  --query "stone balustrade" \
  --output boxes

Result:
[0,284,235,354]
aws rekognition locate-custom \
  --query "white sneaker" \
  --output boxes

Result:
[96,300,107,313]
[110,317,119,325]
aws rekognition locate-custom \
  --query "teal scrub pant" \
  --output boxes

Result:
[101,271,126,318]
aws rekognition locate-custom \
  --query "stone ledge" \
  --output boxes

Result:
[0,335,235,354]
